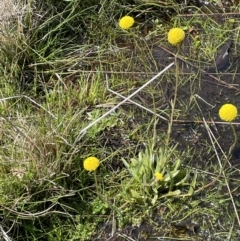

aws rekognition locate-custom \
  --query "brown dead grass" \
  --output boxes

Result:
[0,0,25,28]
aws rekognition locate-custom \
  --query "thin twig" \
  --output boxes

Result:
[195,119,230,193]
[0,224,12,241]
[202,118,240,227]
[106,75,168,121]
[74,62,174,143]
[65,69,240,76]
[172,119,240,125]
[179,12,240,17]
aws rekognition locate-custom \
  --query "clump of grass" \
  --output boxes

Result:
[0,0,125,91]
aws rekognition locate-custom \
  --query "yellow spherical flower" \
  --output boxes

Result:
[168,28,185,46]
[83,157,100,171]
[119,16,134,30]
[154,172,164,181]
[219,104,238,122]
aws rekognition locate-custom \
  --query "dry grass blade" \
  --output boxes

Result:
[0,224,12,241]
[3,203,72,219]
[0,95,55,118]
[202,117,240,227]
[0,0,26,27]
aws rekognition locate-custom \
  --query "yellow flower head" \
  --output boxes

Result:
[168,28,185,46]
[83,157,100,171]
[154,172,164,181]
[219,104,238,122]
[119,16,134,30]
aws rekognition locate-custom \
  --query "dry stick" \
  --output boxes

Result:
[179,12,240,17]
[74,62,175,143]
[171,119,240,125]
[158,45,240,90]
[0,224,12,241]
[66,69,240,76]
[206,120,232,167]
[106,75,168,121]
[195,119,231,193]
[201,118,240,227]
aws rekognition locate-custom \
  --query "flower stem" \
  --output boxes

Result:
[229,123,237,155]
[94,171,99,195]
